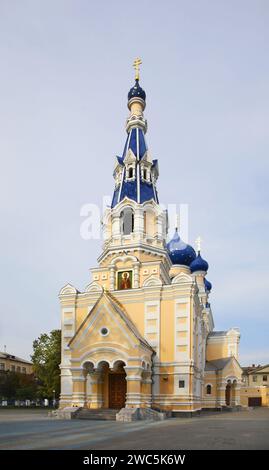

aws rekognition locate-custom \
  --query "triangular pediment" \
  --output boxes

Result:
[124,148,136,163]
[68,291,152,357]
[208,356,242,379]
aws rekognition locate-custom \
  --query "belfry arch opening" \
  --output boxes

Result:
[120,207,134,235]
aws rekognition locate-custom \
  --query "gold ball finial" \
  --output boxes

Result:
[133,57,142,81]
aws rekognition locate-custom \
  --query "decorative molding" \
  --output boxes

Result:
[143,275,162,287]
[84,282,103,293]
[59,283,78,297]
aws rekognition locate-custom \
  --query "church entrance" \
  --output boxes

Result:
[109,373,126,409]
[225,383,231,406]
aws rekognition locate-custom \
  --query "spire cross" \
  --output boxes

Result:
[133,57,142,81]
[195,236,202,253]
[175,214,180,230]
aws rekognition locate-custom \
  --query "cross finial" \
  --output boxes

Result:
[133,57,142,81]
[175,214,180,230]
[195,236,202,253]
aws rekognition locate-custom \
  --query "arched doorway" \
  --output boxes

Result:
[225,380,231,406]
[108,360,127,409]
[82,359,127,409]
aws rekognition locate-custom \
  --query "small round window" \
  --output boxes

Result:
[100,327,109,337]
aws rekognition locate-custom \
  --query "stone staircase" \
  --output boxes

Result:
[76,408,120,420]
[221,405,242,412]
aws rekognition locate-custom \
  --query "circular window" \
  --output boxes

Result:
[100,327,109,337]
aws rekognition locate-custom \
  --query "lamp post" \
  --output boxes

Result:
[53,389,56,408]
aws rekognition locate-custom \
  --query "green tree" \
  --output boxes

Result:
[31,329,61,399]
[15,373,37,400]
[0,371,37,401]
[0,371,19,399]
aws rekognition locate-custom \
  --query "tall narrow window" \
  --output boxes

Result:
[120,208,134,235]
[206,384,212,395]
[128,167,133,179]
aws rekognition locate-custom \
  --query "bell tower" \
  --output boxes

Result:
[99,59,170,282]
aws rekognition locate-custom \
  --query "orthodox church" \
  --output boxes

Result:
[59,60,242,419]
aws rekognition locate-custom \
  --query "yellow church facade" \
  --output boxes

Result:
[59,61,242,419]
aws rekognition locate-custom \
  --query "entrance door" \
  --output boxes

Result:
[248,397,262,407]
[225,384,231,405]
[109,373,126,409]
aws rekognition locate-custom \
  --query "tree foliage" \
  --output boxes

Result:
[31,329,61,399]
[0,371,37,400]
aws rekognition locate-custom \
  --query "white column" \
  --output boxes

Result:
[109,266,116,290]
[133,262,140,288]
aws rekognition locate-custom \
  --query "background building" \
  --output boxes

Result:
[241,364,269,407]
[0,351,33,375]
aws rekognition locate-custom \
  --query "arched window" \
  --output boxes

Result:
[128,167,133,179]
[206,384,212,395]
[143,169,147,180]
[120,208,134,235]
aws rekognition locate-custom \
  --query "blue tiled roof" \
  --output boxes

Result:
[166,229,196,266]
[119,179,137,202]
[190,253,209,273]
[204,278,212,292]
[128,79,146,102]
[140,181,158,204]
[122,128,148,160]
[111,80,159,209]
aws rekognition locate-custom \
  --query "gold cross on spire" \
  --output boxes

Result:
[175,214,180,230]
[195,236,202,253]
[133,57,142,81]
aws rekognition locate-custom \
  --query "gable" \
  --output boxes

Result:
[68,292,152,357]
[221,357,242,378]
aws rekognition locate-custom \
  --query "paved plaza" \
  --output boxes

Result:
[0,408,268,450]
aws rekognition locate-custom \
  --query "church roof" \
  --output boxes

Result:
[205,356,242,372]
[205,357,232,371]
[208,331,228,337]
[123,127,147,161]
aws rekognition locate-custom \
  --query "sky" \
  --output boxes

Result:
[0,0,268,366]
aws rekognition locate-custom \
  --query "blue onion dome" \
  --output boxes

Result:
[204,278,212,292]
[167,229,196,266]
[190,252,209,273]
[128,79,146,102]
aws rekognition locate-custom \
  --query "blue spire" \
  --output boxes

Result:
[111,80,159,208]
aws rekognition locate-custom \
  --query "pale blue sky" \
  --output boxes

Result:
[0,0,268,365]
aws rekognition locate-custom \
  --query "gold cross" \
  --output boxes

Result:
[175,214,180,230]
[195,236,202,253]
[133,57,142,80]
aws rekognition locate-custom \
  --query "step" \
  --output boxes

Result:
[76,408,120,420]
